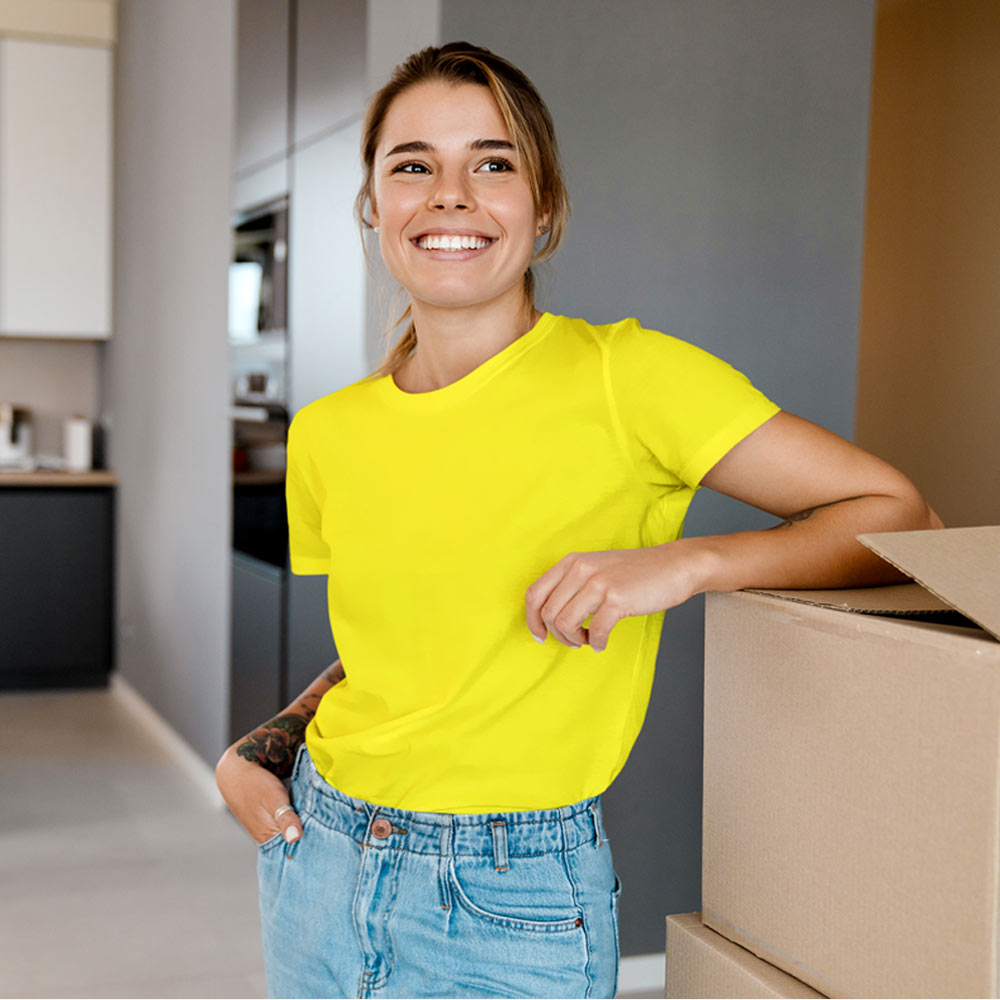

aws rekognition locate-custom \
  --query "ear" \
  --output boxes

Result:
[368,186,380,229]
[536,206,552,237]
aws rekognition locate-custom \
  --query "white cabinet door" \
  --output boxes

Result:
[0,40,112,338]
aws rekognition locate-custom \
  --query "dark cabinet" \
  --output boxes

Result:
[0,486,114,688]
[229,550,336,744]
[230,551,284,741]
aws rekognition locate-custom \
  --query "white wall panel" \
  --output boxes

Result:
[0,40,111,337]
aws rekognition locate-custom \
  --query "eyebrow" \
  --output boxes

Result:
[384,138,515,156]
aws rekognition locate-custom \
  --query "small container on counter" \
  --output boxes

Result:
[64,416,92,473]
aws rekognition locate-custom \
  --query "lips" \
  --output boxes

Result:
[414,232,495,252]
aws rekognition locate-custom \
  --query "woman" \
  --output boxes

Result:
[217,43,941,999]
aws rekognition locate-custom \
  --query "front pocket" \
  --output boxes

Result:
[257,830,285,854]
[448,857,584,934]
[257,810,310,859]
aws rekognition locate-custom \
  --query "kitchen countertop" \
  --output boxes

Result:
[0,470,118,487]
[233,470,285,486]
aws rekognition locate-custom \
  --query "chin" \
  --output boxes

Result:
[408,276,531,312]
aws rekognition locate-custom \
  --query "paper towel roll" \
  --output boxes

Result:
[64,417,92,473]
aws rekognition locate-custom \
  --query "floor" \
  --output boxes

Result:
[0,687,267,999]
[0,686,661,999]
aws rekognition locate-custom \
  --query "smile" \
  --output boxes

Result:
[415,234,494,251]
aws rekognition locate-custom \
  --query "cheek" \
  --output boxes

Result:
[502,190,543,243]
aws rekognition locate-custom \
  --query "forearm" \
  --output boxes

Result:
[234,658,344,778]
[679,491,943,595]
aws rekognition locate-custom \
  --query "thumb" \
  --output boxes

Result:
[271,798,302,844]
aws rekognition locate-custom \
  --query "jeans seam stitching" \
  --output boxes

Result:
[560,819,595,997]
[369,851,400,989]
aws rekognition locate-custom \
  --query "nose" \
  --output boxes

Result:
[428,167,474,212]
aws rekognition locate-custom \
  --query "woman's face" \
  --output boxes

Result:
[371,80,545,315]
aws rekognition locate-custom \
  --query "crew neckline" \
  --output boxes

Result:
[376,312,557,410]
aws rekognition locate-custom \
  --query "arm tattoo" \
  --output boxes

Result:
[775,506,819,526]
[236,714,308,777]
[323,661,346,685]
[235,662,345,778]
[771,495,865,530]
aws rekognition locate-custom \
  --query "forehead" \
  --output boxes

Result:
[379,81,509,151]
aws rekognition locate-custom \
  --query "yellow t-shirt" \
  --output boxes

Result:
[286,313,779,812]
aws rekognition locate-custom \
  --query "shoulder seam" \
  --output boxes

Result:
[600,320,652,491]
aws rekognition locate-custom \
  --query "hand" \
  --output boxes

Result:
[215,744,303,845]
[525,542,708,652]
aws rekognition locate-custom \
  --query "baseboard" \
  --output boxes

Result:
[110,673,225,810]
[618,952,665,996]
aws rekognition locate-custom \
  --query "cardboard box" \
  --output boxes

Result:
[702,526,1000,999]
[667,912,825,998]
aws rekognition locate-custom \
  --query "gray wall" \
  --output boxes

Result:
[442,0,876,956]
[105,0,236,764]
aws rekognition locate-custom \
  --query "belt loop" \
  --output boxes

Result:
[295,745,315,818]
[440,816,454,857]
[438,818,454,911]
[291,742,307,781]
[589,802,603,849]
[491,819,509,872]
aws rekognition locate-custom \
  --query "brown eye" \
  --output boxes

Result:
[392,161,430,174]
[477,158,514,173]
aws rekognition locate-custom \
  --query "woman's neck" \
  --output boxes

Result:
[395,291,541,393]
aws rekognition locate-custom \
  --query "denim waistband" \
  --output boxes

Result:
[291,744,606,858]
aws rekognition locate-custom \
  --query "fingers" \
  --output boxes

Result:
[544,583,600,648]
[525,560,566,643]
[526,553,618,650]
[260,795,302,845]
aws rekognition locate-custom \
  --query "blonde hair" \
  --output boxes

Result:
[357,42,570,380]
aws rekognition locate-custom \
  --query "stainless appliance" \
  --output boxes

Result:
[230,197,288,341]
[230,197,290,568]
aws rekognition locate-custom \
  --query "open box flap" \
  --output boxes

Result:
[743,581,954,617]
[857,526,1000,642]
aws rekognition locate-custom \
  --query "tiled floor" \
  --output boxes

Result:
[0,687,266,999]
[0,687,661,999]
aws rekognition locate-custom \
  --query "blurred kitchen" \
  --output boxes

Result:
[2,0,998,997]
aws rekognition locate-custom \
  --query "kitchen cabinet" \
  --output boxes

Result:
[233,0,289,212]
[294,0,365,145]
[230,551,337,742]
[235,0,289,173]
[289,122,367,412]
[286,572,337,697]
[230,551,284,741]
[0,39,112,338]
[0,484,114,688]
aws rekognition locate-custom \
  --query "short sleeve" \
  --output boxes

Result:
[605,319,781,488]
[285,411,331,575]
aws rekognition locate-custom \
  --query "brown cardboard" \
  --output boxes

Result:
[858,526,1000,640]
[702,526,1000,999]
[666,913,825,999]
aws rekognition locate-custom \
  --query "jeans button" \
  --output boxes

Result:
[371,817,392,839]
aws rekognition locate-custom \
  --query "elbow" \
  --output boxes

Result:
[892,477,944,532]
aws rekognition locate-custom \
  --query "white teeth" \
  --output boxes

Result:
[417,234,491,251]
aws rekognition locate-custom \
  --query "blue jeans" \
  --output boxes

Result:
[258,746,622,999]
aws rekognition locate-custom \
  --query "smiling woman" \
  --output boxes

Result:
[215,41,942,1000]
[369,80,543,351]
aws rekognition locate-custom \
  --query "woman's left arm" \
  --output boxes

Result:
[525,411,943,651]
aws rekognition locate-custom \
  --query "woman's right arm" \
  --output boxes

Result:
[215,658,345,844]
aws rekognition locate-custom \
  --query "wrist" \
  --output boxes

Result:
[234,713,308,778]
[664,536,727,598]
